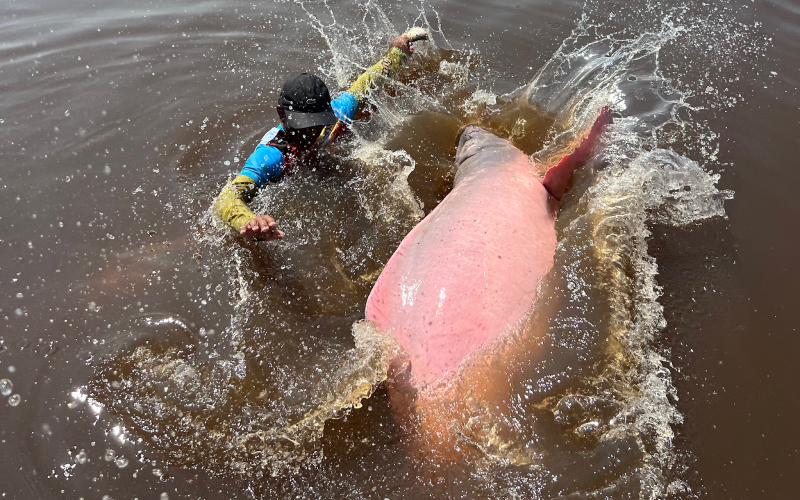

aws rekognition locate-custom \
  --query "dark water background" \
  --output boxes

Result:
[1,0,798,498]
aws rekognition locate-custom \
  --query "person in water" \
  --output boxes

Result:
[213,33,424,240]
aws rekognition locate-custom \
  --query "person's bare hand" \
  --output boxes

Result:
[240,215,285,241]
[389,35,415,56]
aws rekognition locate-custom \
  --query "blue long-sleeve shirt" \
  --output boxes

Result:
[238,92,359,186]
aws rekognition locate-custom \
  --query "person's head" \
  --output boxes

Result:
[277,73,338,147]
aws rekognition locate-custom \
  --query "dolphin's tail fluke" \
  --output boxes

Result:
[542,106,613,200]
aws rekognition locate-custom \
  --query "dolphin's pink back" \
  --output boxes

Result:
[366,126,557,389]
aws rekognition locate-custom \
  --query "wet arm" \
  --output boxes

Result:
[212,139,285,232]
[348,46,407,105]
[322,46,409,148]
[329,47,408,124]
[212,175,259,232]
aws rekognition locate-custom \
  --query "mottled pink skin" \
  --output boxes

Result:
[365,126,558,389]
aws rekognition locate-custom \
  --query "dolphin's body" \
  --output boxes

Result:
[366,126,558,388]
[364,109,611,454]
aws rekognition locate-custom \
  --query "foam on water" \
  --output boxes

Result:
[89,317,399,477]
[493,1,754,496]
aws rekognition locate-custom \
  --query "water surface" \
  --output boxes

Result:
[1,0,798,498]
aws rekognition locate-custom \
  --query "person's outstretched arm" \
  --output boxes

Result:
[349,35,414,102]
[325,31,426,143]
[212,128,286,240]
[213,174,284,240]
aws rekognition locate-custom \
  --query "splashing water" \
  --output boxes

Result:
[488,1,752,497]
[80,0,766,497]
[90,317,399,477]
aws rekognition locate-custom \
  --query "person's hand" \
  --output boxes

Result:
[389,35,415,56]
[240,215,285,241]
[390,29,428,56]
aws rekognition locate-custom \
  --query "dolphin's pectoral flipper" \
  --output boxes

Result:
[542,106,613,200]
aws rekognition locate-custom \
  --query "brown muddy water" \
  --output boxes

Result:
[1,0,798,498]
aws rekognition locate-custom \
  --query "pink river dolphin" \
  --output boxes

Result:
[364,107,612,456]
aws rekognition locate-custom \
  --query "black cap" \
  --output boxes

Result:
[278,73,339,129]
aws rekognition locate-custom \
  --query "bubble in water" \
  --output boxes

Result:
[114,456,129,468]
[7,393,21,406]
[41,340,59,357]
[104,448,116,461]
[74,450,88,465]
[160,493,169,500]
[575,420,602,438]
[0,379,12,397]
